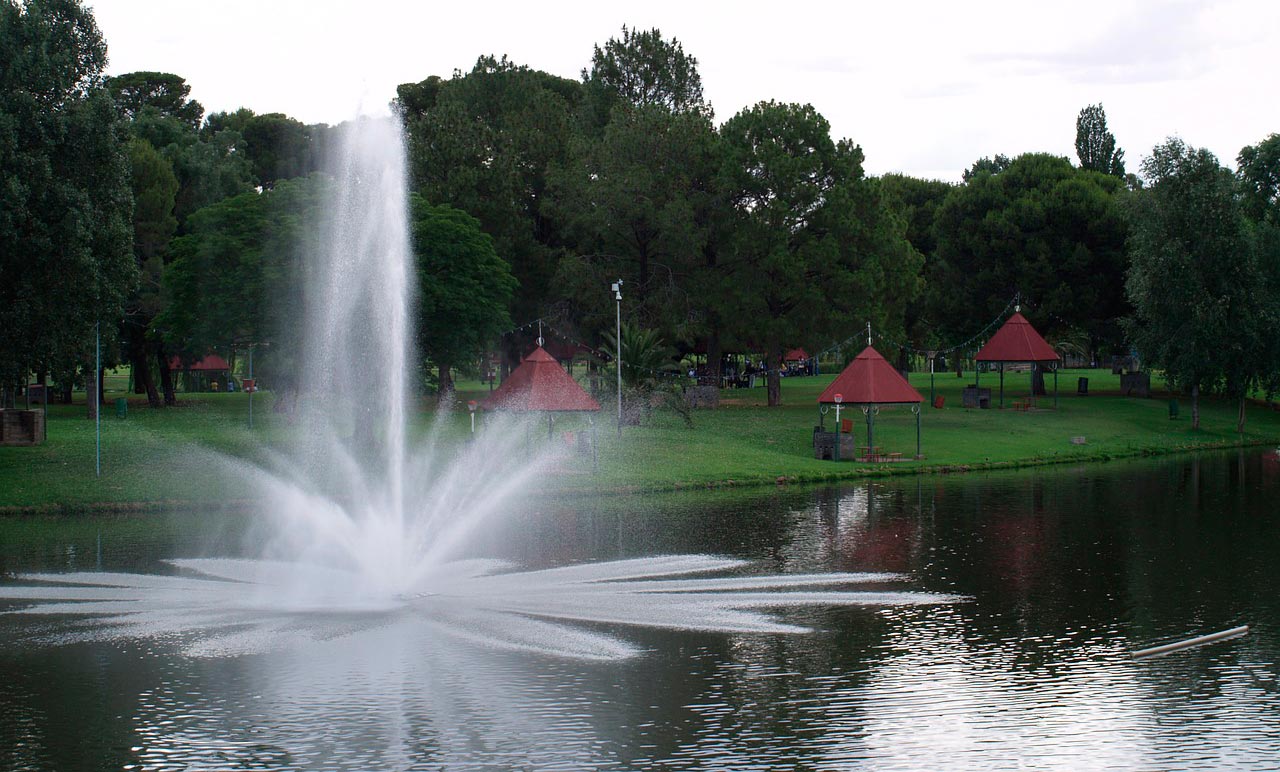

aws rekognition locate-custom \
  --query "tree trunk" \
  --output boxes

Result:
[60,379,72,404]
[438,363,454,401]
[707,329,722,384]
[133,344,161,408]
[85,370,99,419]
[1031,364,1046,396]
[1237,393,1247,434]
[1190,383,1200,430]
[766,345,782,407]
[157,348,176,406]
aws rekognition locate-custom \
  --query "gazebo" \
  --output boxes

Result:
[784,348,814,375]
[482,346,601,463]
[168,354,233,393]
[816,346,924,462]
[975,312,1062,408]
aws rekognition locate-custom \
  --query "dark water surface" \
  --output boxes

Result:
[2,450,1278,770]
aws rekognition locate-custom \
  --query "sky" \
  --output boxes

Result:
[90,0,1278,182]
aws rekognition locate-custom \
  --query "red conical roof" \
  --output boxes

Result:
[975,312,1060,362]
[818,346,923,405]
[481,347,601,412]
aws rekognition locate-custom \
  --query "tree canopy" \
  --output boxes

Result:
[1124,138,1264,430]
[409,197,516,394]
[0,0,135,388]
[1075,103,1126,177]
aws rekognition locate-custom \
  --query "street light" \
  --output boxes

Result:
[612,279,623,437]
[467,400,478,434]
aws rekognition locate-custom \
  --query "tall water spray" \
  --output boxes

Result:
[1,116,958,660]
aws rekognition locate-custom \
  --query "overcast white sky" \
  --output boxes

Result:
[90,0,1278,182]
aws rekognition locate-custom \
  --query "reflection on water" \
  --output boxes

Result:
[3,450,1280,769]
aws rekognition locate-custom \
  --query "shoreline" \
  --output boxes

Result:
[4,435,1274,518]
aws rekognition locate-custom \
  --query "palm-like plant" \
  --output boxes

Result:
[604,323,677,389]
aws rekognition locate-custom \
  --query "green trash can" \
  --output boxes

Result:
[1168,399,1179,420]
[114,397,127,419]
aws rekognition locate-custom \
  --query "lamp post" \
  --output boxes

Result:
[467,400,478,434]
[247,344,254,429]
[612,279,623,437]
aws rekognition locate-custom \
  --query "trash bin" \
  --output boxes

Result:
[1077,377,1089,396]
[1168,400,1179,419]
[114,398,127,418]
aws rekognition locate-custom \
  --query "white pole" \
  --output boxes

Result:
[613,280,623,437]
[1133,625,1248,659]
[247,345,254,429]
[95,321,101,477]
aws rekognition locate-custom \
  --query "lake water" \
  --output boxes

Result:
[2,450,1278,770]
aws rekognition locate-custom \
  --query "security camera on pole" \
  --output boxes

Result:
[612,280,623,437]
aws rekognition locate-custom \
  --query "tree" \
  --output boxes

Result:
[158,176,328,392]
[1124,139,1262,431]
[583,26,710,122]
[1075,103,1126,177]
[202,108,324,189]
[547,104,718,342]
[879,174,954,358]
[933,153,1129,354]
[0,0,135,403]
[718,101,921,406]
[1237,133,1280,224]
[962,154,1012,182]
[398,56,582,372]
[107,71,203,130]
[409,196,516,395]
[121,138,178,406]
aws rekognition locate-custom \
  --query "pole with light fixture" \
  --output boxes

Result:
[612,279,623,437]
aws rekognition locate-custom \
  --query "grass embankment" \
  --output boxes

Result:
[2,369,1278,511]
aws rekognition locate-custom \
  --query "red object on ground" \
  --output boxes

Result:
[975,312,1060,363]
[818,346,923,405]
[482,347,601,412]
[167,354,231,371]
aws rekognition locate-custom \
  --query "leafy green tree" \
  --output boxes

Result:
[962,154,1012,182]
[398,56,582,369]
[121,138,178,406]
[1124,139,1263,430]
[202,108,324,189]
[1075,103,1126,177]
[1237,133,1280,224]
[0,0,135,401]
[107,71,204,130]
[547,104,718,340]
[718,101,921,406]
[583,26,709,123]
[933,153,1129,354]
[409,196,516,395]
[159,176,328,391]
[878,174,954,359]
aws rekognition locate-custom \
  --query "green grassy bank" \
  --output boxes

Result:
[2,368,1278,512]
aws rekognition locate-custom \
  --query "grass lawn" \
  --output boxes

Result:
[2,368,1278,511]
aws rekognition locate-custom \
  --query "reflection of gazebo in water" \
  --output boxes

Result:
[814,346,924,462]
[481,346,601,466]
[974,312,1062,409]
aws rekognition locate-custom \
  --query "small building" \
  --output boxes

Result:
[482,346,602,464]
[815,346,924,462]
[169,355,233,393]
[974,312,1062,408]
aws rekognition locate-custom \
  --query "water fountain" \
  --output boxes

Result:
[0,117,956,661]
